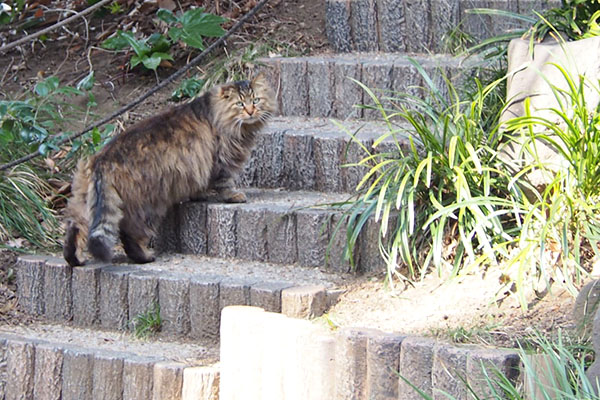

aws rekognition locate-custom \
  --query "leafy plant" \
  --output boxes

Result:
[102,30,173,72]
[156,7,227,50]
[0,75,98,162]
[337,65,524,287]
[531,0,600,41]
[171,77,206,101]
[0,166,60,247]
[102,7,227,74]
[501,64,600,303]
[0,75,103,248]
[130,301,162,339]
[0,0,25,25]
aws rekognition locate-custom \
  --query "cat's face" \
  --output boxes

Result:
[216,74,277,126]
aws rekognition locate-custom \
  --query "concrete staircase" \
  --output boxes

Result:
[3,1,559,399]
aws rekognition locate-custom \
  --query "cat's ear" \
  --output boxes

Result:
[218,84,236,99]
[251,73,266,86]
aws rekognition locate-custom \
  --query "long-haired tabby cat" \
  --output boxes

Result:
[63,74,276,267]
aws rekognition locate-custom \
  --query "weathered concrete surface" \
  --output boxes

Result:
[34,343,64,400]
[281,285,328,319]
[182,366,220,400]
[398,336,436,399]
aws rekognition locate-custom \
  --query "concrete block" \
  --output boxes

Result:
[282,130,316,190]
[366,331,405,399]
[155,204,180,253]
[0,338,6,400]
[16,255,46,315]
[154,362,185,400]
[281,285,328,319]
[574,279,600,333]
[432,343,471,400]
[328,212,356,272]
[6,339,35,400]
[361,60,394,119]
[219,278,255,311]
[341,137,372,193]
[236,206,268,261]
[296,209,330,268]
[392,60,424,101]
[280,58,309,116]
[466,348,520,399]
[43,257,73,321]
[404,0,431,52]
[128,270,160,326]
[179,202,208,255]
[265,207,297,264]
[189,275,222,340]
[250,281,294,313]
[123,356,156,400]
[377,0,406,52]
[333,59,363,119]
[398,336,436,399]
[99,265,133,330]
[459,0,519,42]
[314,135,344,193]
[207,205,237,259]
[308,59,335,117]
[358,215,397,274]
[241,130,285,188]
[61,347,93,400]
[334,327,373,399]
[33,343,64,400]
[256,59,282,113]
[325,0,352,52]
[159,274,191,337]
[182,366,220,400]
[350,0,378,52]
[72,264,102,326]
[258,312,294,400]
[298,332,337,400]
[92,352,124,400]
[219,306,266,400]
[430,0,461,53]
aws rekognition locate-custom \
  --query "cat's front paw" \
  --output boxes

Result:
[223,190,247,203]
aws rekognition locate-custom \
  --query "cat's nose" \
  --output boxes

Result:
[245,106,255,116]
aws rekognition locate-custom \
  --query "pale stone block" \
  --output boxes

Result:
[182,366,220,400]
[281,285,328,319]
[33,343,63,400]
[6,339,35,400]
[154,362,185,400]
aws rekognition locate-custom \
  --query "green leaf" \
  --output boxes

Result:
[141,54,162,71]
[101,31,130,50]
[168,27,183,42]
[77,71,95,91]
[156,8,177,24]
[148,33,171,53]
[120,31,150,57]
[91,127,101,146]
[180,34,205,50]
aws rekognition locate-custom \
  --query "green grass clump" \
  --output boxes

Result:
[130,302,162,340]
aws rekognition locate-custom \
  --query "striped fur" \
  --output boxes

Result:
[63,75,276,266]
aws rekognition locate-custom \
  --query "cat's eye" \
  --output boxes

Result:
[252,98,260,104]
[236,101,244,107]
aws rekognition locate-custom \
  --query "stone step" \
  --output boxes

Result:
[259,53,476,119]
[159,188,390,273]
[219,306,522,400]
[324,0,559,54]
[15,252,350,341]
[0,323,219,400]
[239,116,412,193]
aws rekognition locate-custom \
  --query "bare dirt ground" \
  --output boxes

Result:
[0,0,584,347]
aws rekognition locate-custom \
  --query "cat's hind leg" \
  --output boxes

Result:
[120,228,155,264]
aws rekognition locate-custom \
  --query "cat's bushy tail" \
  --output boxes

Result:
[63,161,122,266]
[87,169,122,263]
